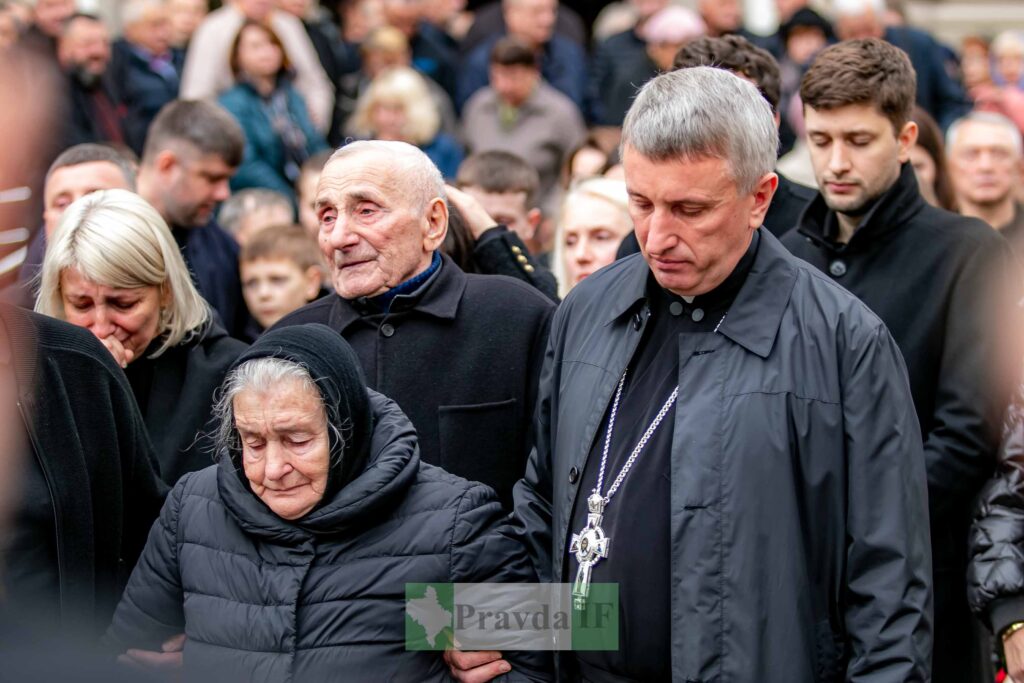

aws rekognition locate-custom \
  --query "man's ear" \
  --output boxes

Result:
[897,120,919,163]
[423,197,449,251]
[748,172,779,230]
[153,149,178,174]
[526,208,542,239]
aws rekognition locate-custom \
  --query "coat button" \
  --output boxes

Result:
[516,254,529,264]
[669,301,684,316]
[829,259,847,277]
[524,264,535,273]
[691,308,705,322]
[511,245,522,254]
[380,323,395,337]
[569,467,579,484]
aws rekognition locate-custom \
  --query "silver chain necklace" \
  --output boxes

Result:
[569,311,727,610]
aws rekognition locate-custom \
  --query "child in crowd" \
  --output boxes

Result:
[218,188,294,247]
[239,224,324,331]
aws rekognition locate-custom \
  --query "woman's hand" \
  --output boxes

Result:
[445,185,497,241]
[98,335,135,368]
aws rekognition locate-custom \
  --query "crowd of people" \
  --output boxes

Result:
[1,0,1024,681]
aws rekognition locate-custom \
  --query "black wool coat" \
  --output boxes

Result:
[108,393,549,682]
[782,162,1021,683]
[2,305,165,635]
[125,321,247,485]
[273,255,554,508]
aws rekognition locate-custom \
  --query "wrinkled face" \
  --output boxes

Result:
[504,0,556,48]
[127,6,172,56]
[489,63,538,107]
[460,186,537,241]
[624,146,774,297]
[44,161,132,239]
[909,144,938,207]
[562,194,632,287]
[167,0,207,45]
[805,103,915,217]
[236,377,330,521]
[316,152,446,299]
[158,151,235,227]
[33,0,75,38]
[241,258,321,329]
[297,170,321,237]
[948,119,1023,208]
[59,18,111,76]
[236,24,283,79]
[698,0,740,35]
[835,9,884,41]
[369,100,407,141]
[60,267,165,362]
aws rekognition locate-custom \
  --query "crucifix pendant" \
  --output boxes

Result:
[569,493,611,610]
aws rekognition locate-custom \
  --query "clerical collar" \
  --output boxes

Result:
[360,251,442,313]
[648,229,760,315]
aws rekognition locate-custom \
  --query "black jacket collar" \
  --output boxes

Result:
[605,229,797,359]
[326,254,466,333]
[796,161,927,254]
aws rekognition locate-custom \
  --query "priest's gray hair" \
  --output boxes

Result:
[621,66,779,195]
[212,357,340,463]
[327,141,446,211]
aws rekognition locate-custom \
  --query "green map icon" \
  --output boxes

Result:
[405,583,455,651]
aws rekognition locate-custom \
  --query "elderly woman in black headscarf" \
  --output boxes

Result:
[106,324,547,682]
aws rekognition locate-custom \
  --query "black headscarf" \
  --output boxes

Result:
[226,324,373,507]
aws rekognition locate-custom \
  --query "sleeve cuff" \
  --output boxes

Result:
[989,595,1024,636]
[475,224,508,246]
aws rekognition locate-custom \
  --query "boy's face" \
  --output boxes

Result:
[241,258,321,330]
[459,186,540,241]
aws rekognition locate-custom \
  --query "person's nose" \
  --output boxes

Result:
[212,178,231,203]
[572,236,593,265]
[89,305,115,338]
[643,208,678,255]
[325,215,360,251]
[828,142,852,176]
[263,442,294,482]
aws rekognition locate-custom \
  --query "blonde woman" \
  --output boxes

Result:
[36,189,247,483]
[347,66,463,178]
[553,178,633,297]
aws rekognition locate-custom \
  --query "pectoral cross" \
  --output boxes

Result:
[569,493,611,610]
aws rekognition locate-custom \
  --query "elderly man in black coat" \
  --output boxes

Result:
[782,39,1020,683]
[451,66,932,682]
[273,140,554,508]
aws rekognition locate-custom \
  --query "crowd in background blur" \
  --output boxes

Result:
[1,0,1024,680]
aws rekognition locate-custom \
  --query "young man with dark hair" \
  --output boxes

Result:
[136,99,252,339]
[782,38,1020,683]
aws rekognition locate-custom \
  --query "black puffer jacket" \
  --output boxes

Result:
[107,392,548,682]
[969,376,1024,637]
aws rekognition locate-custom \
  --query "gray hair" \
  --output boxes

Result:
[621,66,778,195]
[327,140,446,210]
[121,0,165,28]
[947,111,1024,158]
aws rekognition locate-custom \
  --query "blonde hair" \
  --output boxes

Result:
[348,66,440,146]
[553,178,632,298]
[35,188,210,357]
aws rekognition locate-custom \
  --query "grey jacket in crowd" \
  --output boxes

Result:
[107,392,549,682]
[511,230,933,681]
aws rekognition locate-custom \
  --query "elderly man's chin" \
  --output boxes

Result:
[331,263,388,300]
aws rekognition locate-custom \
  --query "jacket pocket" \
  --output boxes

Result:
[815,619,845,682]
[438,398,520,504]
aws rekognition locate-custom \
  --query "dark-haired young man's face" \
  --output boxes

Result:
[156,150,236,227]
[805,102,917,219]
[460,185,541,241]
[490,63,538,108]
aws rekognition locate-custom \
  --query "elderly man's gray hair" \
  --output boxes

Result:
[947,111,1024,158]
[621,66,779,195]
[327,141,446,210]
